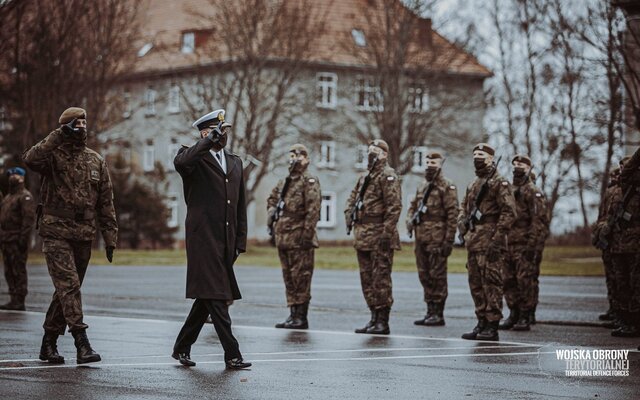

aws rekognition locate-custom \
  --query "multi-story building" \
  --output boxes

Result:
[102,0,491,246]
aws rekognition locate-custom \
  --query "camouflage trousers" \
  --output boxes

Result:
[611,252,640,314]
[278,248,315,306]
[357,249,394,310]
[1,241,29,296]
[532,249,543,310]
[467,251,504,322]
[414,242,448,304]
[602,250,618,311]
[42,238,92,335]
[503,245,535,312]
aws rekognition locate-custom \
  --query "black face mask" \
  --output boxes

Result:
[513,167,526,177]
[367,153,378,170]
[473,158,487,171]
[67,127,87,145]
[288,158,302,174]
[8,176,21,188]
[425,166,439,181]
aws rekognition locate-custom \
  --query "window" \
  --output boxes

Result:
[316,73,337,109]
[356,77,382,111]
[412,146,428,173]
[167,193,179,228]
[167,142,182,170]
[408,84,429,113]
[318,192,337,228]
[318,141,336,168]
[351,29,366,47]
[122,91,132,119]
[145,87,157,116]
[354,145,368,170]
[181,32,195,53]
[137,43,153,57]
[168,84,180,113]
[143,144,155,172]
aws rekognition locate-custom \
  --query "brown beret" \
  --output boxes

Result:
[512,154,532,166]
[426,152,443,160]
[473,143,495,156]
[620,155,632,166]
[369,139,389,153]
[289,143,308,156]
[59,107,86,124]
[611,167,621,176]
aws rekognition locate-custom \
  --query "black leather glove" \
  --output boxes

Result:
[61,118,77,136]
[440,243,453,257]
[487,241,501,263]
[106,246,115,263]
[233,249,240,264]
[380,237,391,252]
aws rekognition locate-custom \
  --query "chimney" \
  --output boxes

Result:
[418,18,432,48]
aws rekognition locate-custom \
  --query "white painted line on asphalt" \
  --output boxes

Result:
[2,310,541,348]
[0,350,565,371]
[0,345,544,363]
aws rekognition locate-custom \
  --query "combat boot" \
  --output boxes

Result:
[283,303,309,329]
[0,295,25,311]
[612,312,640,337]
[498,308,519,330]
[423,302,445,326]
[599,308,615,321]
[275,306,295,329]
[476,320,499,341]
[366,307,390,335]
[414,302,434,326]
[72,330,101,364]
[461,318,486,340]
[512,310,531,331]
[530,306,536,325]
[355,309,377,333]
[39,332,64,364]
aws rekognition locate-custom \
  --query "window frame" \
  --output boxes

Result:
[354,144,368,170]
[316,72,338,109]
[317,191,337,228]
[167,192,179,228]
[181,32,195,54]
[412,146,429,173]
[356,76,383,112]
[168,84,180,114]
[318,140,336,168]
[142,144,155,172]
[408,83,430,113]
[144,87,157,116]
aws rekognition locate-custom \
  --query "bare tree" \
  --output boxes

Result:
[172,0,327,205]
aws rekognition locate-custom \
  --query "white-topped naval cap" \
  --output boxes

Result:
[192,109,232,130]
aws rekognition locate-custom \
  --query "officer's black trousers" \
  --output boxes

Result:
[173,299,242,361]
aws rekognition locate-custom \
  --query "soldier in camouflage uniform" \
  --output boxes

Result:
[604,150,640,338]
[0,167,36,311]
[498,155,546,332]
[345,139,402,335]
[592,166,622,326]
[406,152,458,326]
[528,171,549,325]
[458,143,516,341]
[267,144,321,329]
[23,107,118,364]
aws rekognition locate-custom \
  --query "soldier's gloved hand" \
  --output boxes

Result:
[523,249,536,263]
[380,237,391,252]
[487,241,501,263]
[440,243,453,257]
[61,118,77,136]
[106,246,115,263]
[233,248,240,264]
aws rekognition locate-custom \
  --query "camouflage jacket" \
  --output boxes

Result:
[345,160,402,251]
[458,167,516,252]
[406,175,459,249]
[0,183,36,244]
[23,129,118,247]
[510,180,547,247]
[601,184,640,254]
[267,170,321,250]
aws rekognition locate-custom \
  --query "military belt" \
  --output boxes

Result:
[359,215,384,224]
[421,214,447,222]
[281,211,306,220]
[475,215,499,225]
[514,219,532,228]
[43,207,96,222]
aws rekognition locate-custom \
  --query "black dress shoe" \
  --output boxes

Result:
[225,357,252,369]
[172,351,196,367]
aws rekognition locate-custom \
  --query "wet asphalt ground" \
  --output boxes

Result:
[0,263,638,399]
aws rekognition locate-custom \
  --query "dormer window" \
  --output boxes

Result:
[351,29,366,47]
[137,43,153,57]
[181,32,195,53]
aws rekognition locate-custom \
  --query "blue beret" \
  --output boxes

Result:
[6,167,26,176]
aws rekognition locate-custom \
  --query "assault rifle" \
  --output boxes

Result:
[596,184,635,250]
[459,156,502,243]
[347,159,377,235]
[267,160,298,239]
[408,159,447,238]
